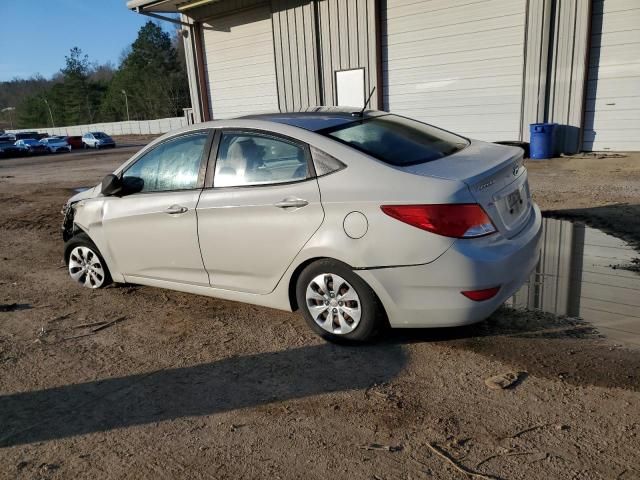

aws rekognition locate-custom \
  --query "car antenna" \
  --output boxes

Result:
[352,87,376,117]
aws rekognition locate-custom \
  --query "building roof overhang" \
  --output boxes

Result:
[126,0,225,13]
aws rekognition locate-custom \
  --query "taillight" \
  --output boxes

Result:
[380,204,496,238]
[461,287,501,301]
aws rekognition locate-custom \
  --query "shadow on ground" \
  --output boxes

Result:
[385,307,640,392]
[0,343,407,448]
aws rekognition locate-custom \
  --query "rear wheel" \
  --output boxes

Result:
[64,233,112,289]
[296,259,383,342]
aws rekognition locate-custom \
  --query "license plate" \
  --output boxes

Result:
[506,189,523,214]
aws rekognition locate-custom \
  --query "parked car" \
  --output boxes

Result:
[40,136,71,153]
[15,138,48,155]
[82,132,115,149]
[65,135,83,149]
[15,131,39,141]
[61,109,542,342]
[0,140,27,158]
[0,133,16,142]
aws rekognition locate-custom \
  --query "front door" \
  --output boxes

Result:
[102,131,212,286]
[197,130,324,294]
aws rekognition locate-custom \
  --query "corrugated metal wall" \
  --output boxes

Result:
[271,0,321,110]
[521,0,553,140]
[183,0,611,154]
[191,0,378,114]
[546,0,591,153]
[521,0,591,153]
[271,0,379,111]
[316,0,379,109]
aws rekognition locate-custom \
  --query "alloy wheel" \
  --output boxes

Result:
[68,246,106,288]
[305,273,362,334]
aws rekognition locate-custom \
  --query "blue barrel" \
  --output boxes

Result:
[529,123,557,159]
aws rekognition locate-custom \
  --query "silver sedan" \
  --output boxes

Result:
[61,108,541,341]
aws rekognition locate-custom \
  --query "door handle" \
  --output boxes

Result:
[165,205,188,215]
[274,198,309,209]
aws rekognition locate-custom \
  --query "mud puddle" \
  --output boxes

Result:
[508,217,640,349]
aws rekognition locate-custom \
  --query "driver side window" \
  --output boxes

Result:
[123,132,208,193]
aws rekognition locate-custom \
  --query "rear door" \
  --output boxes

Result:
[196,130,324,294]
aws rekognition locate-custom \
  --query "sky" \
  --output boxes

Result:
[0,0,175,82]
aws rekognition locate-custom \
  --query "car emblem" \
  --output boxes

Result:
[513,165,520,176]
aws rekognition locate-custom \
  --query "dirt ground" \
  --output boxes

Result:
[1,143,639,480]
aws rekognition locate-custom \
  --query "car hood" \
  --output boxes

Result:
[68,184,100,203]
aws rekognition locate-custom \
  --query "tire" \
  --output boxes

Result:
[64,233,112,289]
[95,143,100,150]
[296,259,384,342]
[83,142,87,149]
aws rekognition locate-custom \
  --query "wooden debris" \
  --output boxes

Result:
[359,443,402,452]
[90,316,127,333]
[426,442,500,480]
[71,320,108,330]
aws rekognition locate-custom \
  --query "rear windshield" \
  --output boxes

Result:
[320,114,468,166]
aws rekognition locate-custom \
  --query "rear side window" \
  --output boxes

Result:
[310,146,346,176]
[320,114,468,166]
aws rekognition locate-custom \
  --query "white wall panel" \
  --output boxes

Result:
[583,0,640,151]
[202,6,279,119]
[383,0,527,141]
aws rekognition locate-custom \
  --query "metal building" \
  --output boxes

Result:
[127,0,640,153]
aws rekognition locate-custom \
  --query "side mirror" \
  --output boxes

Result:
[121,176,144,195]
[101,174,122,196]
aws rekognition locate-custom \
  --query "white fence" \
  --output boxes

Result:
[8,116,188,137]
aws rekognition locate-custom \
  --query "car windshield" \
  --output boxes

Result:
[92,132,108,138]
[320,114,469,166]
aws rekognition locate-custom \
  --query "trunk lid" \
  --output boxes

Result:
[400,140,532,238]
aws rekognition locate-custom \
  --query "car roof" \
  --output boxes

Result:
[240,107,388,132]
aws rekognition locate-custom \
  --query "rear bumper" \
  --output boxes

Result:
[357,203,542,328]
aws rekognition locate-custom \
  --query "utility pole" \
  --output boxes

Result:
[43,98,55,128]
[121,90,130,121]
[1,107,15,129]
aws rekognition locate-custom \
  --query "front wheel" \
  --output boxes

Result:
[296,259,384,342]
[64,234,112,289]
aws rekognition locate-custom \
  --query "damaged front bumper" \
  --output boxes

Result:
[61,202,76,242]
